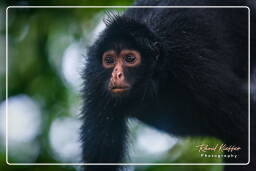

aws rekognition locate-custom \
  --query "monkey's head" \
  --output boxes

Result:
[85,16,161,105]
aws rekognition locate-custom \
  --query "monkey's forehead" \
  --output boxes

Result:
[100,38,139,53]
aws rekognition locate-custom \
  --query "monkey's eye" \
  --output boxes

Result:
[105,56,115,64]
[124,55,136,63]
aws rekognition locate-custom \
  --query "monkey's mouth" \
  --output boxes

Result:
[111,86,130,93]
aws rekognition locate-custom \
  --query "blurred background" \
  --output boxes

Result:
[0,0,223,171]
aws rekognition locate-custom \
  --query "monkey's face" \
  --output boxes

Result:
[102,49,142,95]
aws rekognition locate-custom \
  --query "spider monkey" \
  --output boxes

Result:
[81,0,256,170]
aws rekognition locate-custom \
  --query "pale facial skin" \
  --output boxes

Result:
[102,49,141,93]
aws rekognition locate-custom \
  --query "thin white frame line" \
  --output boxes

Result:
[248,4,251,166]
[6,4,9,167]
[5,6,251,166]
[6,6,250,9]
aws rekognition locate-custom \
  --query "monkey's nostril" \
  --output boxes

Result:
[117,72,123,79]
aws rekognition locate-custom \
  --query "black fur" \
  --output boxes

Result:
[81,0,256,171]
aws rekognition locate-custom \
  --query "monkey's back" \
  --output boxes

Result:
[124,0,255,80]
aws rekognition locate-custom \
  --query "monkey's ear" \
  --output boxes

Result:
[153,42,160,62]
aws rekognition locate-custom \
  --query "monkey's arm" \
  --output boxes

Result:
[80,107,127,171]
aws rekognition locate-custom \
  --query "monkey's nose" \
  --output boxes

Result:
[117,72,124,80]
